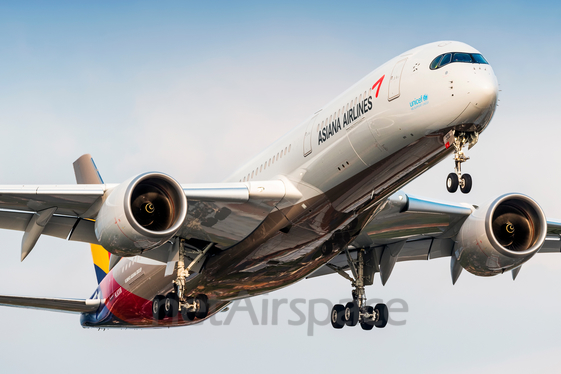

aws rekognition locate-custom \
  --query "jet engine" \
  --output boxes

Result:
[95,172,187,256]
[455,194,547,276]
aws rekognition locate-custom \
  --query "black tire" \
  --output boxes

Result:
[164,293,179,318]
[374,303,389,328]
[360,321,374,330]
[320,241,332,255]
[330,304,345,329]
[360,305,375,330]
[460,173,472,194]
[344,301,359,327]
[181,306,194,322]
[446,173,459,193]
[152,295,165,321]
[195,294,209,319]
[185,297,197,321]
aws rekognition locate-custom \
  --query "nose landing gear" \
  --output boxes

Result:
[327,248,388,331]
[445,131,478,194]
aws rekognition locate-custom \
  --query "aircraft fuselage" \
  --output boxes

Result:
[81,41,498,328]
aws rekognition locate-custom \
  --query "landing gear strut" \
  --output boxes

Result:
[328,248,388,331]
[445,130,478,194]
[152,240,213,322]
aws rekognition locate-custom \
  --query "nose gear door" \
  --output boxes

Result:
[388,58,407,101]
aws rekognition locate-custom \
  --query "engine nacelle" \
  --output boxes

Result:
[456,194,547,276]
[95,172,187,256]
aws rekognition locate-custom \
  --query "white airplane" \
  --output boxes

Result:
[0,40,552,330]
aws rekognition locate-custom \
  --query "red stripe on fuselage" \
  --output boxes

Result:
[96,271,192,327]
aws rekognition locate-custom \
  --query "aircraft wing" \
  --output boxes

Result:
[309,192,561,282]
[0,177,297,259]
[0,294,101,313]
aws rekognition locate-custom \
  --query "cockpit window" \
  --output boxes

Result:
[471,53,488,64]
[452,53,472,63]
[430,52,489,70]
[439,53,452,68]
[430,55,442,70]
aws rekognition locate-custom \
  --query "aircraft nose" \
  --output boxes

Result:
[470,69,498,110]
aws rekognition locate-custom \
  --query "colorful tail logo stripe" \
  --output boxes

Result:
[91,244,111,284]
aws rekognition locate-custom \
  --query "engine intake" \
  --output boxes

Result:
[95,172,187,256]
[456,194,547,276]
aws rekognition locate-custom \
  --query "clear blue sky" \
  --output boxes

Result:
[0,1,560,373]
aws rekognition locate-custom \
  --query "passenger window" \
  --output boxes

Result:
[260,165,263,172]
[288,144,291,153]
[452,53,472,63]
[243,177,246,182]
[276,153,279,161]
[251,171,254,178]
[269,158,271,166]
[280,150,283,159]
[284,147,287,155]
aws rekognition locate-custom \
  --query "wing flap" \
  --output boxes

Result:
[0,184,110,216]
[0,295,100,313]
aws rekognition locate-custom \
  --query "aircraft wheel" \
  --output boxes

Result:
[152,295,165,320]
[164,293,179,318]
[360,306,374,330]
[344,301,359,327]
[446,173,459,193]
[460,174,472,194]
[330,304,345,329]
[181,306,194,322]
[374,303,389,328]
[185,297,197,321]
[195,294,209,319]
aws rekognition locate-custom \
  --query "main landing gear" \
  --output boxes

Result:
[152,240,213,322]
[445,130,478,194]
[328,249,389,331]
[152,293,209,322]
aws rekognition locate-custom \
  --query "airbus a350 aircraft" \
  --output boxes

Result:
[0,41,555,330]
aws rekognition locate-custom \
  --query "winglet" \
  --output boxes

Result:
[73,154,111,285]
[73,154,104,184]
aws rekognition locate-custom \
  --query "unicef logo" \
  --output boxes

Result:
[410,94,429,109]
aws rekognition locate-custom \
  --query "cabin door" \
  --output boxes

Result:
[388,58,407,101]
[303,113,320,157]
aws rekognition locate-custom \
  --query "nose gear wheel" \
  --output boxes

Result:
[445,130,478,194]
